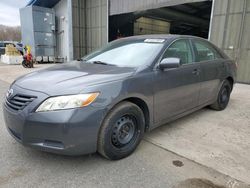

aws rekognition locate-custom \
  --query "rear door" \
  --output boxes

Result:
[191,39,225,105]
[153,39,201,124]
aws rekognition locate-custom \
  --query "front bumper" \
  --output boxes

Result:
[3,85,106,156]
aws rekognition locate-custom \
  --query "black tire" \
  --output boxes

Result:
[22,60,28,68]
[98,102,145,160]
[22,60,33,68]
[210,80,232,111]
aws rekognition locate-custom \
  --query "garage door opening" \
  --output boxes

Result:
[109,1,212,41]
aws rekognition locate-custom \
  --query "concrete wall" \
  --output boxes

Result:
[110,0,208,15]
[210,0,250,83]
[72,0,108,59]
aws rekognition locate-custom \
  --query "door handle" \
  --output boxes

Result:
[192,69,200,75]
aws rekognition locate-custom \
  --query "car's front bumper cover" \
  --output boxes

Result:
[3,85,106,156]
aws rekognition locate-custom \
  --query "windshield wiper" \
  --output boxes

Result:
[90,61,114,66]
[77,59,86,62]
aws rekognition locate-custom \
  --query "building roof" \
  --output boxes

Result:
[27,0,60,8]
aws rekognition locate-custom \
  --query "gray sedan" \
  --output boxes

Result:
[3,35,237,160]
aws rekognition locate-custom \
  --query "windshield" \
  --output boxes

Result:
[83,39,164,67]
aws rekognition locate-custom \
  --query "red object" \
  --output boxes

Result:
[27,53,33,61]
[23,53,32,61]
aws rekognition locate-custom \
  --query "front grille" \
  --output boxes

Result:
[6,94,36,111]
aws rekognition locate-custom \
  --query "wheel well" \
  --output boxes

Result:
[122,97,150,132]
[226,77,234,90]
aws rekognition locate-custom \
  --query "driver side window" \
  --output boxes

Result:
[162,40,193,65]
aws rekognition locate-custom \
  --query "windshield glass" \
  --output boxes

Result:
[83,39,164,67]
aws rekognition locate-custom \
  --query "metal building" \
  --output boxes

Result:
[210,0,250,83]
[20,6,56,57]
[24,0,250,83]
[25,0,108,62]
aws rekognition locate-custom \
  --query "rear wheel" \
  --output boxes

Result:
[210,80,232,111]
[98,102,145,160]
[22,60,28,68]
[22,60,33,68]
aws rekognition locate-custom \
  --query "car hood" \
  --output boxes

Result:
[14,61,136,95]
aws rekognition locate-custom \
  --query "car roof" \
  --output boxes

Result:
[115,34,228,59]
[121,34,204,41]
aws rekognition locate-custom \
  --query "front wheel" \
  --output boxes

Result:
[98,102,145,160]
[210,80,232,111]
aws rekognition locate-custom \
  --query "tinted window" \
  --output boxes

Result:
[162,39,193,65]
[0,43,4,48]
[193,40,222,62]
[84,40,164,67]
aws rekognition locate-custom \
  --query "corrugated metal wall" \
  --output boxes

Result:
[86,0,108,54]
[72,0,108,59]
[210,0,250,83]
[72,0,85,59]
[110,0,208,15]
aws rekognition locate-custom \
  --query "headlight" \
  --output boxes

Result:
[36,93,99,112]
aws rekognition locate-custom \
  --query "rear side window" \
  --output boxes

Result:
[193,40,222,62]
[162,39,193,65]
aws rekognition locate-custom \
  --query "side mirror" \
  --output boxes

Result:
[159,58,180,70]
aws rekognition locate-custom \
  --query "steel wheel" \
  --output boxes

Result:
[98,102,145,160]
[219,86,229,106]
[210,80,232,111]
[111,115,137,148]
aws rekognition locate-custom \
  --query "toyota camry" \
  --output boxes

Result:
[3,35,237,160]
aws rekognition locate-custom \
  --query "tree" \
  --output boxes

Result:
[0,25,21,41]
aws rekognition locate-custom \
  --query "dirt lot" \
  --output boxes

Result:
[0,63,250,188]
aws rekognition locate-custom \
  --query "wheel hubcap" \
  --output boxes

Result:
[111,115,136,147]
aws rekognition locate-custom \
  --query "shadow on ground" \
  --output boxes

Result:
[174,178,226,188]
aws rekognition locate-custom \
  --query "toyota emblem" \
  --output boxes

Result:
[6,89,14,99]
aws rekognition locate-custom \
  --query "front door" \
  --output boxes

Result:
[153,39,201,124]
